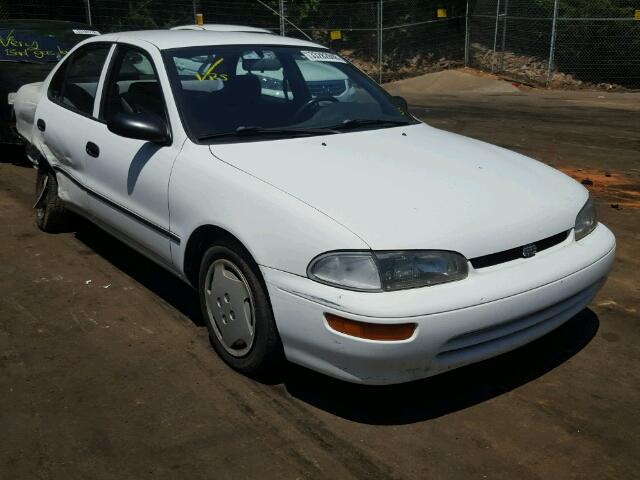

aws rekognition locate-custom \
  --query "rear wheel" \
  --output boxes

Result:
[34,168,72,233]
[198,244,284,377]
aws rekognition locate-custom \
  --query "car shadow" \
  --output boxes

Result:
[127,142,161,194]
[281,309,599,425]
[73,218,599,425]
[74,218,205,327]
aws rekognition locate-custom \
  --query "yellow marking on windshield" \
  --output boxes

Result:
[195,57,225,81]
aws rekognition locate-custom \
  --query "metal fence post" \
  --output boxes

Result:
[279,0,286,36]
[464,0,470,66]
[83,0,93,26]
[500,0,509,72]
[546,0,560,87]
[192,0,197,23]
[491,0,501,72]
[377,0,383,83]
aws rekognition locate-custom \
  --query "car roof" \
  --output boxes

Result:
[171,24,273,34]
[91,30,324,50]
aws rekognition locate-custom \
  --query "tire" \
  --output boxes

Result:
[35,168,72,233]
[198,243,284,378]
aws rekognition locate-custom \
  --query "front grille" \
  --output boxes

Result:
[470,230,570,269]
[308,80,347,97]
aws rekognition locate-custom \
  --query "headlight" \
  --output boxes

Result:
[376,251,468,290]
[308,250,468,292]
[574,198,598,241]
[307,252,381,291]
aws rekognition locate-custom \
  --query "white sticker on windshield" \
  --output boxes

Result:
[73,29,100,35]
[301,50,346,63]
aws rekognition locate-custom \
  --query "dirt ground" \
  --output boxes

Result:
[1,78,639,479]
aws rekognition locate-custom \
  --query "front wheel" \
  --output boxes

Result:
[198,244,284,377]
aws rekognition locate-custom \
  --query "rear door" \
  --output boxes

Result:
[83,43,181,266]
[33,43,112,212]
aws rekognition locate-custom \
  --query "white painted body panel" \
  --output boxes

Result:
[211,124,588,260]
[83,121,182,264]
[94,30,320,50]
[263,225,614,384]
[14,81,42,144]
[82,40,187,265]
[11,30,616,384]
[171,24,273,34]
[169,141,370,275]
[33,89,91,211]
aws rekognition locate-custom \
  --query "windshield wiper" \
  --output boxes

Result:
[329,118,413,131]
[197,125,339,141]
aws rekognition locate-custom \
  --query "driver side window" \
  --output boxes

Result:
[100,45,168,123]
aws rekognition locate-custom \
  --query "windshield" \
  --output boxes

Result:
[163,45,416,142]
[0,28,97,64]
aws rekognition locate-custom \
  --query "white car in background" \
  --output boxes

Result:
[13,30,615,385]
[171,24,273,34]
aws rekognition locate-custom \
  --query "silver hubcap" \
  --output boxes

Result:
[204,259,255,357]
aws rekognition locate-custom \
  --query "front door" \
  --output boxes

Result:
[83,44,182,266]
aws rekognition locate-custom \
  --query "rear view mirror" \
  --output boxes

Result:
[391,95,409,113]
[107,112,171,145]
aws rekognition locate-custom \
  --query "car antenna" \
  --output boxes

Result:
[254,0,314,42]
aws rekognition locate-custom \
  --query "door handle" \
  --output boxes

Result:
[86,141,100,158]
[36,118,46,132]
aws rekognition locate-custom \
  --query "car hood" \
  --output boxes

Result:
[209,123,587,259]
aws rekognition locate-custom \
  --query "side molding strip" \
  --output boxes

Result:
[52,165,181,245]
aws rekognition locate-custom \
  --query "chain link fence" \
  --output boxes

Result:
[2,0,639,88]
[194,0,466,83]
[469,0,640,89]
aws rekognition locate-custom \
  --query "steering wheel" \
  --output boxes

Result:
[294,95,339,120]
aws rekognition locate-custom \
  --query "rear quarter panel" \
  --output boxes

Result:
[13,82,44,143]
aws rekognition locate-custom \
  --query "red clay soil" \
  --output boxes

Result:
[558,167,640,209]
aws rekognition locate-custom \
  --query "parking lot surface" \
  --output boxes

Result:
[1,85,639,479]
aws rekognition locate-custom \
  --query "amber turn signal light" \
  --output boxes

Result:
[324,313,416,341]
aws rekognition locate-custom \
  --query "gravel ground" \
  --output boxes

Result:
[1,86,639,479]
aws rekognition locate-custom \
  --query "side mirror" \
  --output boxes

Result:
[391,95,409,113]
[107,112,170,145]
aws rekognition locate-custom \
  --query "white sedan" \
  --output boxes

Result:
[14,30,615,384]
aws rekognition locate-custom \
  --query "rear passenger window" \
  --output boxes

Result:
[100,46,167,122]
[48,44,110,116]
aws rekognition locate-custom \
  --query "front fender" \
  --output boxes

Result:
[169,142,370,277]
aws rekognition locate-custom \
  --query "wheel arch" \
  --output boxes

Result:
[182,224,263,290]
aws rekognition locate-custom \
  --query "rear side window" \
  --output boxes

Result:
[48,44,110,116]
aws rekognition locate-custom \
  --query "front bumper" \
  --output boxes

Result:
[262,224,616,385]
